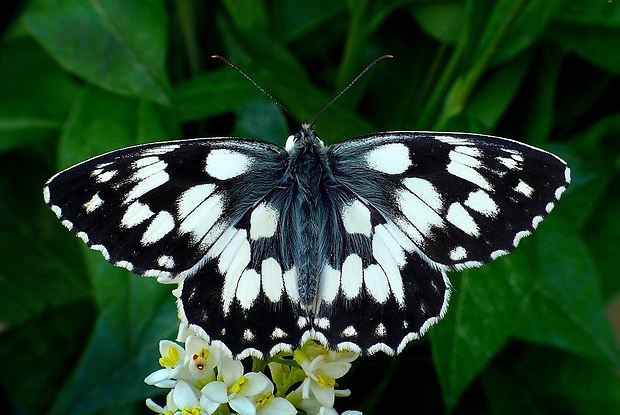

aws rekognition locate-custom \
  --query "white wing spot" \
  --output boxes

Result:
[141,144,180,156]
[126,168,169,202]
[141,211,175,245]
[464,190,498,217]
[315,317,330,329]
[449,246,467,261]
[342,326,357,337]
[83,193,103,212]
[498,156,520,170]
[261,258,283,302]
[205,149,251,180]
[402,178,443,210]
[446,202,480,236]
[363,264,390,304]
[447,152,492,190]
[366,143,411,174]
[179,193,223,246]
[397,188,445,236]
[95,170,117,183]
[555,186,566,200]
[513,230,531,246]
[157,255,175,269]
[177,184,216,219]
[250,202,279,240]
[341,254,363,299]
[319,264,340,304]
[341,199,372,236]
[237,269,261,310]
[121,201,154,228]
[375,323,387,337]
[515,180,534,197]
[532,215,544,229]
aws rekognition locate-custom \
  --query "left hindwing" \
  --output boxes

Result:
[326,131,571,269]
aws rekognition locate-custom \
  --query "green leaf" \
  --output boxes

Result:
[173,67,263,123]
[222,0,269,35]
[22,0,171,105]
[411,2,465,44]
[49,271,177,415]
[546,23,620,75]
[509,347,620,414]
[0,33,79,152]
[0,150,90,329]
[232,99,289,144]
[58,86,175,169]
[515,228,620,366]
[430,249,536,410]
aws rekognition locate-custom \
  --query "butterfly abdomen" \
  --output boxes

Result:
[287,136,331,309]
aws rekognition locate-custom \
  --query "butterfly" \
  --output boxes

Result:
[43,56,570,358]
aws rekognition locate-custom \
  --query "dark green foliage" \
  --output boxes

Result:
[0,0,618,413]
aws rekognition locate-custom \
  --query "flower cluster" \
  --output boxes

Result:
[145,323,362,415]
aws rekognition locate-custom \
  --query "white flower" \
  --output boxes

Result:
[145,389,178,414]
[185,335,222,384]
[201,357,271,415]
[145,340,188,388]
[298,353,353,407]
[250,378,297,415]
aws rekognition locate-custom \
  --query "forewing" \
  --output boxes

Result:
[327,131,571,269]
[44,138,289,279]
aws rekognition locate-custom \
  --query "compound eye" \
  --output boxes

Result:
[285,134,296,152]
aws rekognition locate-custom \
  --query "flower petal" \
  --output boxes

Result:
[229,395,256,415]
[202,381,229,403]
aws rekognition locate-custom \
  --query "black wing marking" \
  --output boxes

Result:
[44,138,288,279]
[179,185,308,358]
[310,185,451,355]
[327,131,570,270]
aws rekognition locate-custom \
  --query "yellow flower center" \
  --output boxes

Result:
[316,373,335,388]
[159,346,179,367]
[256,391,275,406]
[181,406,202,415]
[230,376,249,394]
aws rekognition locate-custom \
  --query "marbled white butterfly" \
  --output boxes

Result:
[44,60,570,359]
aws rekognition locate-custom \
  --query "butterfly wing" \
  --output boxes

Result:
[315,131,570,354]
[44,138,289,279]
[46,139,312,357]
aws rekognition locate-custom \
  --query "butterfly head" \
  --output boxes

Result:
[285,123,325,153]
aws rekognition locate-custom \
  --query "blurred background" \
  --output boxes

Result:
[0,0,619,413]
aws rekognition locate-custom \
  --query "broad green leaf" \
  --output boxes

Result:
[222,0,269,35]
[557,0,620,28]
[482,366,546,415]
[173,68,263,123]
[430,249,536,410]
[509,347,620,414]
[411,2,465,44]
[58,86,175,169]
[0,302,96,414]
[271,0,347,43]
[232,99,289,144]
[546,23,620,75]
[0,33,79,152]
[22,0,171,105]
[49,272,177,415]
[516,228,620,366]
[0,151,90,329]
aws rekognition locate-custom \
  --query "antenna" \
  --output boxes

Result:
[213,54,393,130]
[309,54,393,128]
[211,55,298,125]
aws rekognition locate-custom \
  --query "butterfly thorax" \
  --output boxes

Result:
[285,125,330,310]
